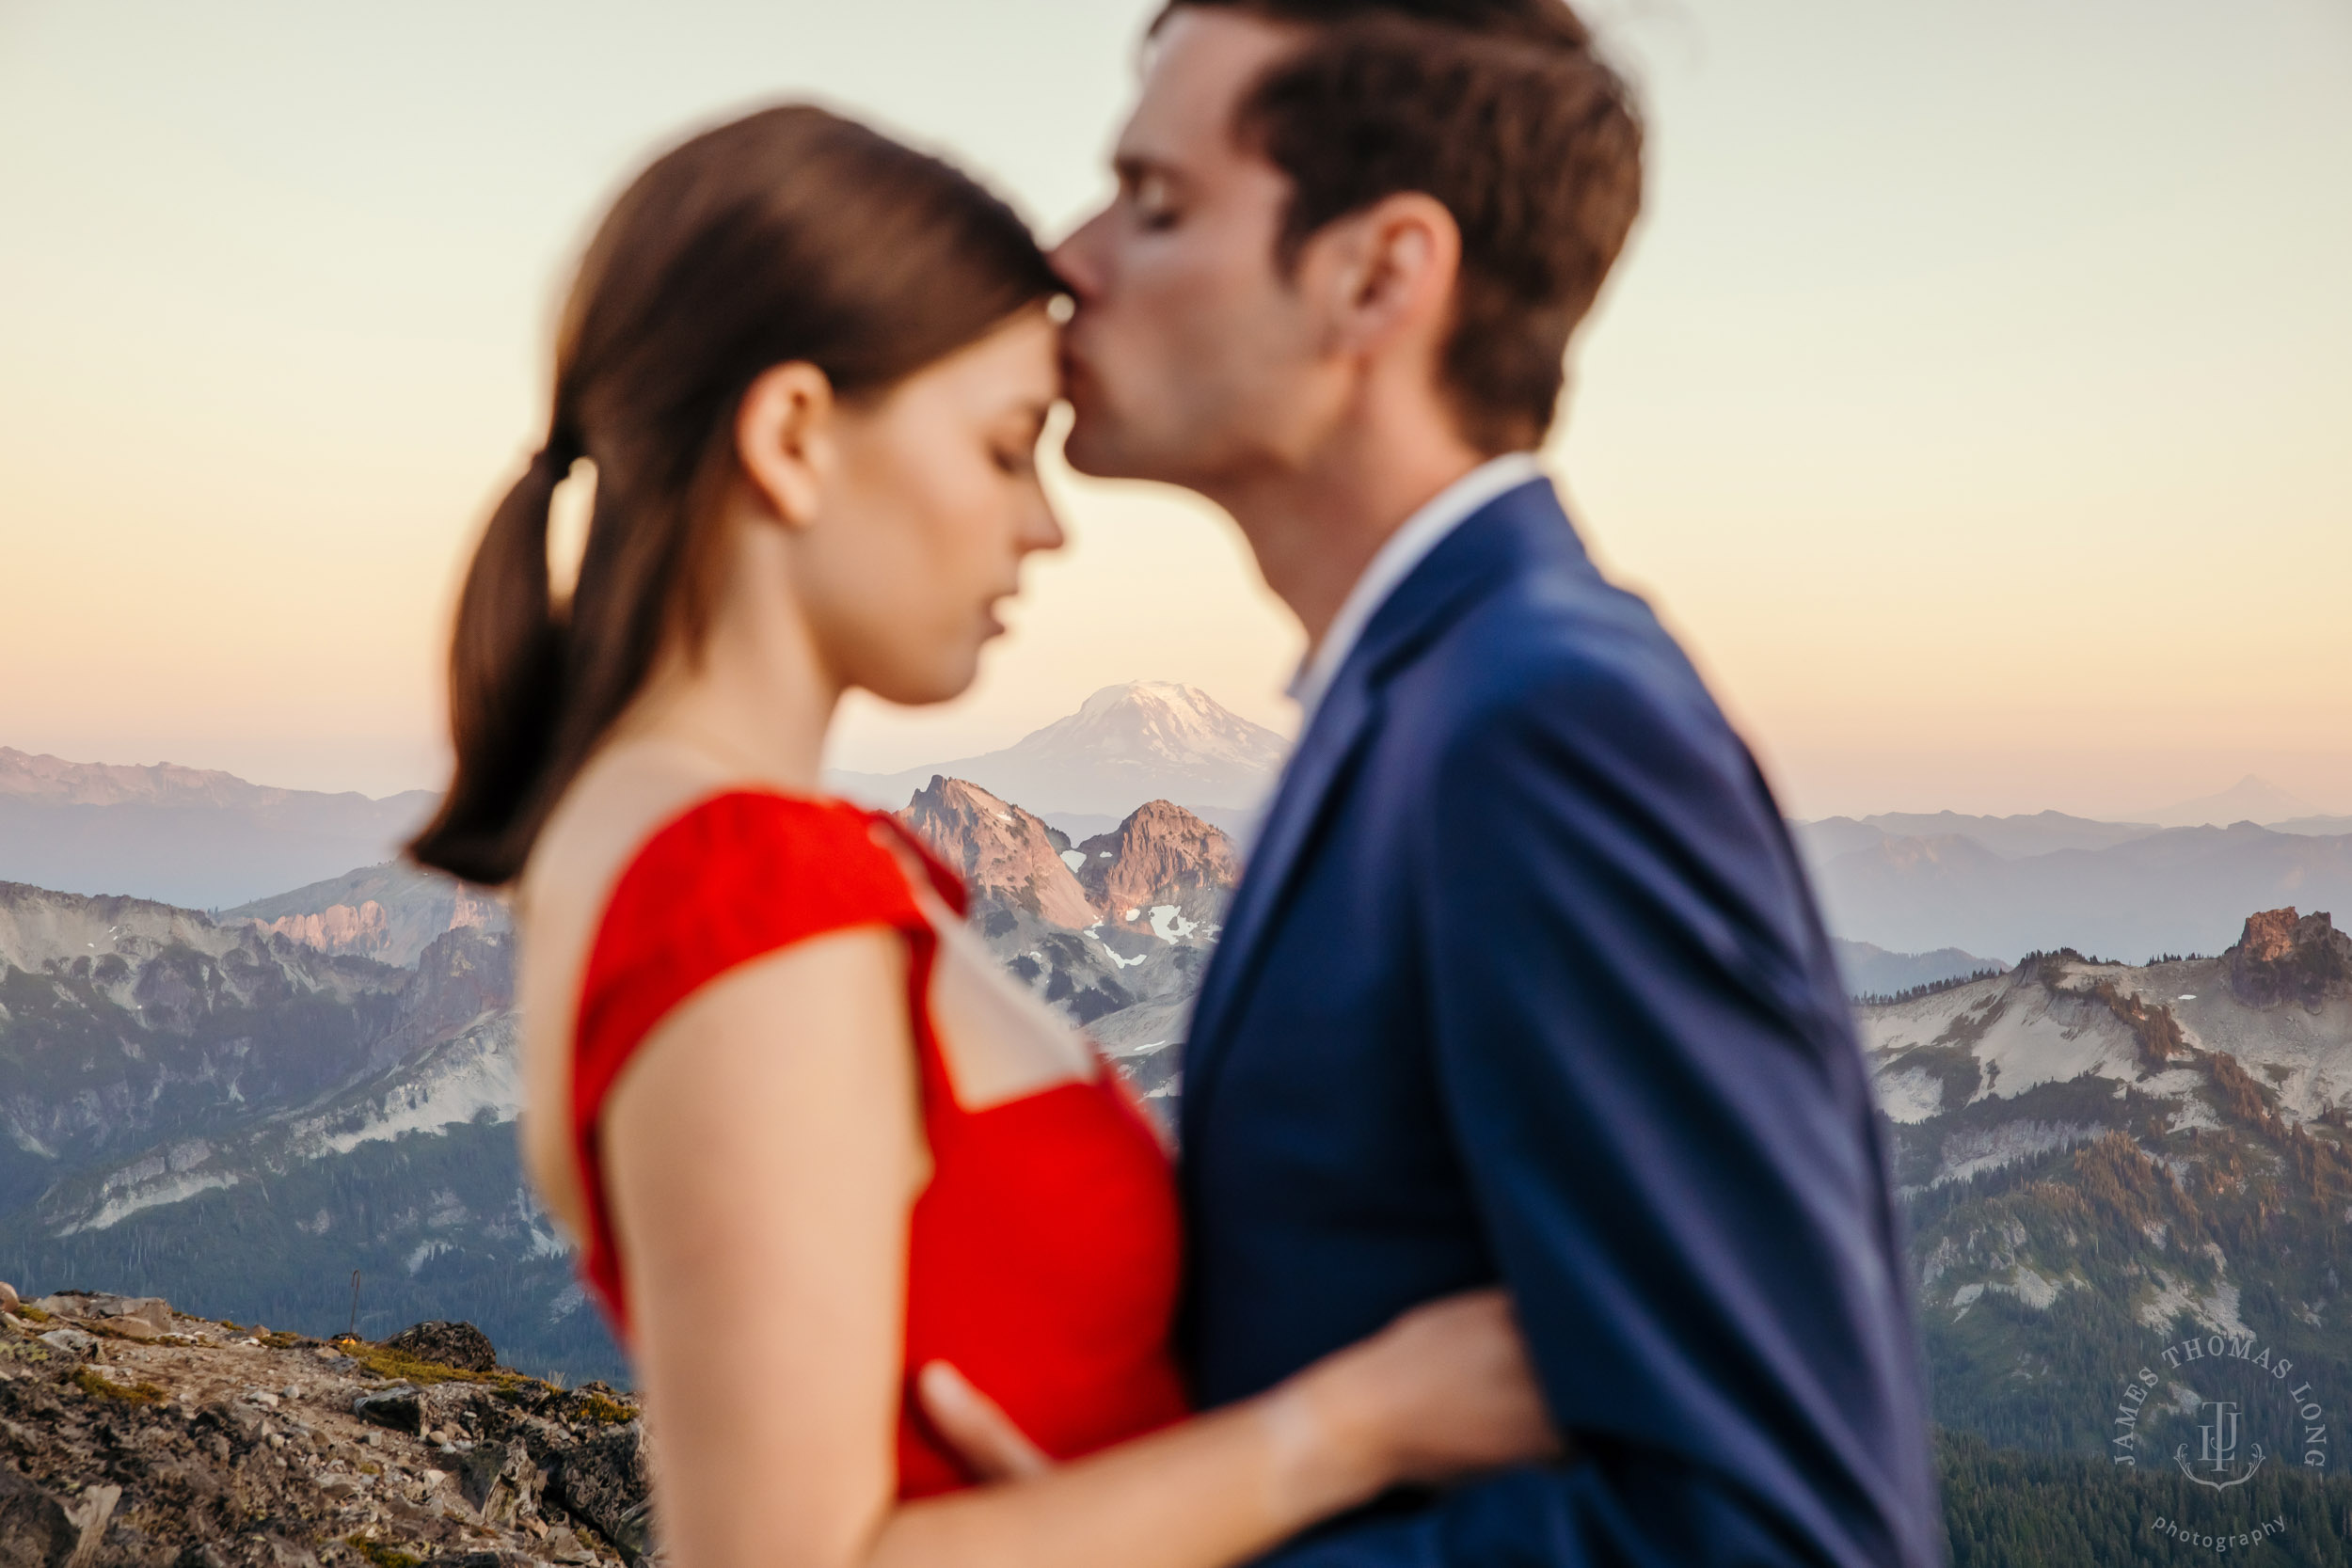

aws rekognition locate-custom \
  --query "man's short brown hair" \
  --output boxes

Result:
[1159,0,1643,453]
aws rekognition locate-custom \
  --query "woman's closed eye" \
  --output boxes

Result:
[990,405,1052,476]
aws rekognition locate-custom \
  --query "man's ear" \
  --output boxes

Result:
[1311,192,1462,359]
[735,361,837,529]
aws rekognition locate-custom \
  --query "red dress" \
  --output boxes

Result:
[570,791,1190,1497]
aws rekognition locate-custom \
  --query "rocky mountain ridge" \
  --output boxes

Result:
[893,780,1237,1114]
[1867,906,2352,1453]
[224,865,508,971]
[896,778,1097,930]
[1073,800,1239,941]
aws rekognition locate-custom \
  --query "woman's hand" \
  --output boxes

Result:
[921,1289,1562,1501]
[916,1362,1054,1483]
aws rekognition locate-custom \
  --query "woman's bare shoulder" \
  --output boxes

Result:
[514,736,767,1227]
[522,740,743,934]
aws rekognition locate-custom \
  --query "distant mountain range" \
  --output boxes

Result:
[1799,821,2352,964]
[11,722,2352,1492]
[831,682,1287,828]
[2137,772,2320,829]
[1830,940,2006,999]
[1788,779,2352,964]
[1870,908,2352,1461]
[222,859,509,969]
[0,747,435,910]
[0,767,1241,1381]
[0,877,602,1378]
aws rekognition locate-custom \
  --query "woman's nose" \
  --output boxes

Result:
[1023,500,1068,557]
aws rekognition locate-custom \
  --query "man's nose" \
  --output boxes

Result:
[1049,209,1109,301]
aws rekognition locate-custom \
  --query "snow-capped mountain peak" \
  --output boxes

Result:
[1029,683,1288,773]
[831,681,1291,819]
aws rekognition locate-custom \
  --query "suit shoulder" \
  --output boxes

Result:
[1403,565,1746,786]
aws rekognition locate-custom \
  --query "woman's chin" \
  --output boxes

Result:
[862,654,985,710]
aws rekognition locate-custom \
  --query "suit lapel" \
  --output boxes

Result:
[1181,478,1570,1139]
[1181,666,1379,1131]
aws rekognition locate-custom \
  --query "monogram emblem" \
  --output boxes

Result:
[2176,1399,2265,1489]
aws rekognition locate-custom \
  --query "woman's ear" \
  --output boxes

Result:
[735,361,838,530]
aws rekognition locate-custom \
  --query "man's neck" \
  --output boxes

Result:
[1205,416,1487,657]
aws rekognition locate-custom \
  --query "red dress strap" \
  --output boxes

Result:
[571,790,962,1335]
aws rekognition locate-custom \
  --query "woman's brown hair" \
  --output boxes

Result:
[408,106,1059,887]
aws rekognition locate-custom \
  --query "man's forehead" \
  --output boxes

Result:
[1118,8,1305,167]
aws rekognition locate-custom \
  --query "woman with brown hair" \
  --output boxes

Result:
[411,104,1556,1568]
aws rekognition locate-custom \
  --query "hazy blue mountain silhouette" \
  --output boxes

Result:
[0,748,433,909]
[1811,822,2352,961]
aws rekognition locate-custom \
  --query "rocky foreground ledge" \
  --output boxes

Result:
[0,1286,652,1567]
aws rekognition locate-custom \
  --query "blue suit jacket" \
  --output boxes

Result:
[1179,481,1938,1567]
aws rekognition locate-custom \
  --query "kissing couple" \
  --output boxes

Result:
[412,2,1940,1564]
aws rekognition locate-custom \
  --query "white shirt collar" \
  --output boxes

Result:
[1286,452,1549,729]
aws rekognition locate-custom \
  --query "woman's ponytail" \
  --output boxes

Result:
[406,438,574,885]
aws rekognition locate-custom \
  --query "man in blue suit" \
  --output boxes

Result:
[1049,2,1940,1562]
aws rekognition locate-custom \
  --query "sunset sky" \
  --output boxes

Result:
[1,0,2345,820]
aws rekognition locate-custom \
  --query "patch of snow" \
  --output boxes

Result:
[1097,852,1113,859]
[1871,1066,1947,1125]
[58,1170,242,1235]
[2168,1099,2223,1134]
[308,1019,522,1157]
[1934,1121,2101,1185]
[1124,908,1141,921]
[2137,1267,2252,1338]
[548,1283,587,1323]
[1948,1267,2075,1317]
[9,1116,59,1160]
[1086,933,1149,971]
[1059,850,1088,872]
[1147,905,1200,942]
[405,1240,453,1275]
[2001,1265,2063,1310]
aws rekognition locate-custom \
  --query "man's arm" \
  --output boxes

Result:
[1267,646,1935,1567]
